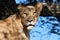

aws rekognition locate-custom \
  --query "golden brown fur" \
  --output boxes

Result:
[0,14,28,40]
[0,3,43,40]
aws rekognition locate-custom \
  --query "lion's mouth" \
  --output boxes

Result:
[26,22,35,30]
[27,24,34,30]
[27,24,34,27]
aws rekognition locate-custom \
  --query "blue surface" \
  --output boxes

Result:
[30,16,60,40]
[15,0,58,4]
[15,0,28,4]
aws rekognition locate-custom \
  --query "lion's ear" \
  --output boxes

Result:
[17,5,25,12]
[35,3,43,14]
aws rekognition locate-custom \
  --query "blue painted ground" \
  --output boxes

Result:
[30,16,60,40]
[15,0,57,4]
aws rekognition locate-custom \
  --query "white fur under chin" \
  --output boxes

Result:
[27,26,34,31]
[27,22,36,30]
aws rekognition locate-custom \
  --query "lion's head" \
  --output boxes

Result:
[18,3,43,30]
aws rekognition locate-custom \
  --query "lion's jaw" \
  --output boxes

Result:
[27,21,36,30]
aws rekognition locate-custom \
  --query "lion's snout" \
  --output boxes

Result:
[27,19,33,22]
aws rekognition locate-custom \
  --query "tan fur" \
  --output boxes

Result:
[0,14,28,40]
[0,3,43,40]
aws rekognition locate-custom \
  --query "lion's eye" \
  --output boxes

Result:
[24,13,28,15]
[33,12,36,15]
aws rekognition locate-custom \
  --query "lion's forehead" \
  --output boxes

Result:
[23,6,36,13]
[23,10,35,13]
[26,6,35,9]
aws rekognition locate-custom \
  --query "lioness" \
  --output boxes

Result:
[18,3,43,39]
[0,3,43,40]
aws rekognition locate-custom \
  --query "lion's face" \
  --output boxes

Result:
[18,3,43,30]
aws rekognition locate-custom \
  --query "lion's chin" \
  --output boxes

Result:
[27,26,34,31]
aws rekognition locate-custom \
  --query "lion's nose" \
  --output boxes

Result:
[27,19,33,22]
